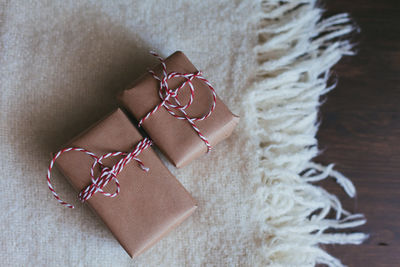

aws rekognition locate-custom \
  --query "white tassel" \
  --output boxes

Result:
[244,0,367,266]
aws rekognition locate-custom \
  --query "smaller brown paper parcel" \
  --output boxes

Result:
[118,51,239,168]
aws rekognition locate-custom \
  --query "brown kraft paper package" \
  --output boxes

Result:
[54,108,197,258]
[118,51,239,168]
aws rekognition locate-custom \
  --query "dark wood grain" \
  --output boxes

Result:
[316,1,400,266]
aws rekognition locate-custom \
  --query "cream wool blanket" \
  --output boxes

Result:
[0,0,366,266]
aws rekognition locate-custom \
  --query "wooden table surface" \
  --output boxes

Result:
[316,1,400,266]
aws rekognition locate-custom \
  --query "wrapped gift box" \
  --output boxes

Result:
[54,108,197,258]
[118,51,239,168]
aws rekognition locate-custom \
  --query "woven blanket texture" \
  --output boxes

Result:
[0,0,366,266]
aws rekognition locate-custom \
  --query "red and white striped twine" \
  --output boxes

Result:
[138,52,217,152]
[47,137,152,208]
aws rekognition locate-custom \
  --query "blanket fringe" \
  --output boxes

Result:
[244,1,368,266]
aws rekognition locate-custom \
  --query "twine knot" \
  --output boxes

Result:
[138,52,217,152]
[47,137,152,208]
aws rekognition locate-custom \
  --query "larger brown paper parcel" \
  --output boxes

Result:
[53,108,197,258]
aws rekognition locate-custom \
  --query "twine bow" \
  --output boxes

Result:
[138,52,217,152]
[47,138,152,208]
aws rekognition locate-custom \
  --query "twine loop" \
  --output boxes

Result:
[47,138,152,208]
[138,52,217,152]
